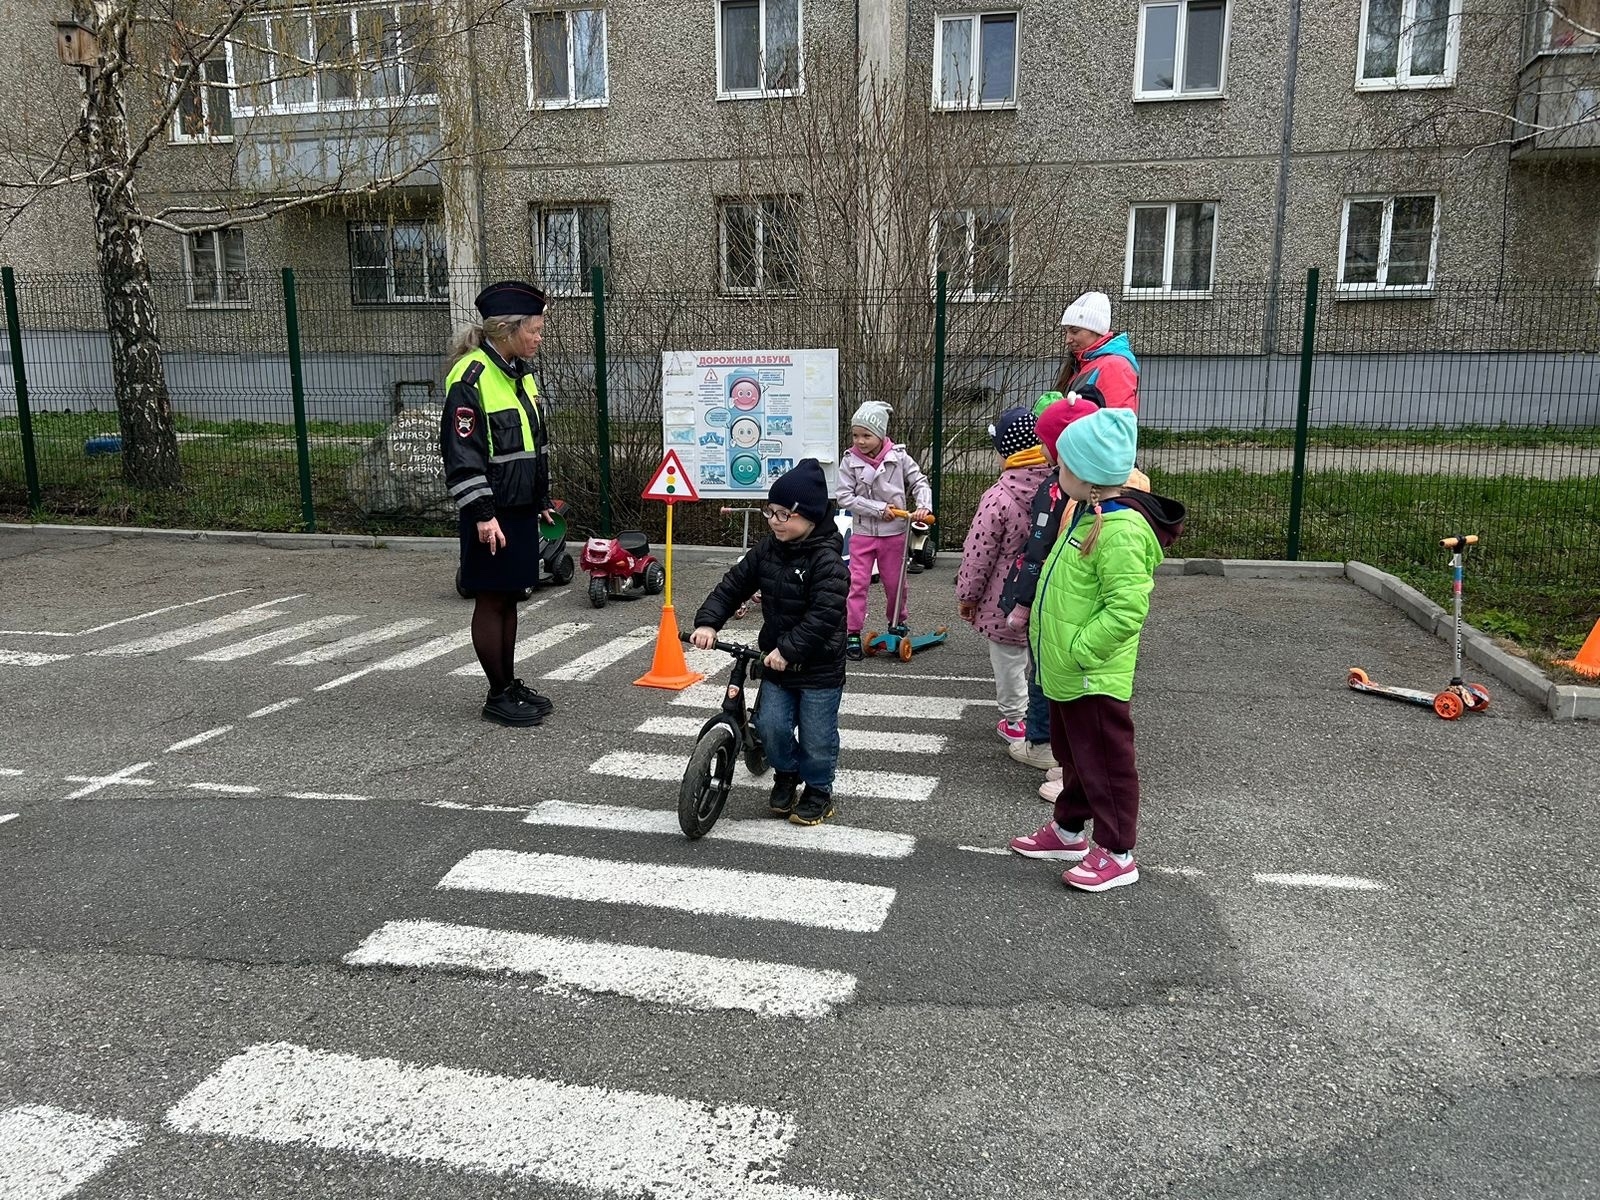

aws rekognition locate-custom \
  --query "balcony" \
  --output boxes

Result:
[1513,49,1600,158]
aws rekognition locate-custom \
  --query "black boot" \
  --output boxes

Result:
[767,771,801,816]
[483,687,543,728]
[788,786,835,827]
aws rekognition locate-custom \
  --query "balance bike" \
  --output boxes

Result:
[675,634,768,839]
[864,508,949,662]
[1348,534,1491,721]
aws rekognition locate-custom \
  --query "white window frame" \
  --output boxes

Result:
[931,11,1020,110]
[927,208,1014,303]
[1336,194,1441,296]
[348,220,449,305]
[715,0,805,100]
[184,228,250,309]
[717,197,801,295]
[1123,202,1218,299]
[1355,0,1462,90]
[169,56,234,143]
[534,203,611,296]
[1528,1,1600,56]
[1134,0,1230,101]
[523,7,609,109]
[227,4,438,118]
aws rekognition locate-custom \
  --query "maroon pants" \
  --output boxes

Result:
[1047,694,1141,853]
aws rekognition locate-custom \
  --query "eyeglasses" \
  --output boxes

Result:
[761,505,795,523]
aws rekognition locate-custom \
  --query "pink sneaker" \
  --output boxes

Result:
[1038,779,1063,803]
[996,719,1026,744]
[1063,847,1140,892]
[1046,766,1063,782]
[1008,821,1090,861]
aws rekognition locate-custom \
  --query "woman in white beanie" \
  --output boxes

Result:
[1052,291,1141,413]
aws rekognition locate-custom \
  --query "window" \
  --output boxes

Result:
[933,12,1018,109]
[535,204,612,294]
[719,197,800,294]
[930,209,1012,301]
[717,0,802,97]
[348,220,449,304]
[1532,0,1600,51]
[185,228,249,307]
[229,4,436,116]
[1338,195,1439,293]
[1357,0,1461,88]
[525,8,608,107]
[1125,202,1217,297]
[1135,0,1228,99]
[171,57,233,141]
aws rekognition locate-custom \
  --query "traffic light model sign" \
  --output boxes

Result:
[636,450,703,690]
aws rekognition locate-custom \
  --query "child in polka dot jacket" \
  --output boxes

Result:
[955,406,1055,745]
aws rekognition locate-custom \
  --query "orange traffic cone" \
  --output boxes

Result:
[634,604,705,691]
[1557,617,1600,679]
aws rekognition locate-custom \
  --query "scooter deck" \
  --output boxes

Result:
[864,627,950,660]
[1348,676,1437,707]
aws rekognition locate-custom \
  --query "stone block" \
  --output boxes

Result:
[1221,559,1345,579]
[345,407,454,521]
[1551,687,1600,721]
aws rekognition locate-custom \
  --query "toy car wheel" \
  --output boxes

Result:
[1433,691,1465,720]
[1347,668,1370,687]
[1467,683,1491,710]
[643,562,666,595]
[898,635,914,662]
[919,541,938,569]
[588,576,608,608]
[551,553,575,586]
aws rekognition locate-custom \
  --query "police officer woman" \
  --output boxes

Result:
[440,280,557,727]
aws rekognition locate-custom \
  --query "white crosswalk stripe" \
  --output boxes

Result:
[0,649,74,666]
[524,799,916,859]
[672,683,982,721]
[188,615,361,662]
[635,715,947,755]
[541,625,656,681]
[315,628,475,691]
[589,751,938,803]
[90,607,281,656]
[275,617,435,665]
[450,620,590,676]
[0,1103,145,1200]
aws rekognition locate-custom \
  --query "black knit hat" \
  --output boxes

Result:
[768,458,829,525]
[475,280,546,319]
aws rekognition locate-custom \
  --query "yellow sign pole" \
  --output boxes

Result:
[664,500,674,609]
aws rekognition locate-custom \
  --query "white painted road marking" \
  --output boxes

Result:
[165,1042,861,1200]
[526,799,916,859]
[63,763,155,800]
[0,1103,145,1200]
[635,716,948,756]
[187,783,260,795]
[589,751,938,803]
[246,697,302,719]
[450,621,591,676]
[956,845,1011,856]
[0,813,16,825]
[0,649,74,666]
[164,725,233,753]
[346,919,858,1018]
[276,617,434,665]
[189,615,361,662]
[0,589,250,637]
[315,628,475,691]
[286,792,372,802]
[1255,872,1387,891]
[440,850,897,933]
[89,607,283,656]
[541,625,655,681]
[672,684,982,721]
[0,768,23,776]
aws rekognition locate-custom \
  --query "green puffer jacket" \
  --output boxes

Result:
[1030,503,1171,702]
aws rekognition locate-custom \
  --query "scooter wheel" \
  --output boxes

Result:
[862,632,879,657]
[1347,668,1371,687]
[898,635,914,662]
[1433,690,1465,721]
[679,724,737,839]
[1467,683,1491,711]
[587,576,608,609]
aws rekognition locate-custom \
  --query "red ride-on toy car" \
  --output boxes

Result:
[581,530,666,608]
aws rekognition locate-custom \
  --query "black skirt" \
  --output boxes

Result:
[459,505,542,594]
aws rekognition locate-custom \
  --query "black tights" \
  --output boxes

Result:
[471,592,519,692]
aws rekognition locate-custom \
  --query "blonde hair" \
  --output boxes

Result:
[448,314,533,366]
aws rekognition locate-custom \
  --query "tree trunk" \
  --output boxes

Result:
[83,1,182,490]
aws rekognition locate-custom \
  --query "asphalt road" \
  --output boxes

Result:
[1,528,1595,1199]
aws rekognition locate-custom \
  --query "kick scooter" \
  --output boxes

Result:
[1348,534,1491,721]
[675,634,769,838]
[864,508,949,662]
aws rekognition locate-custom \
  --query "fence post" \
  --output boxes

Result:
[591,265,614,536]
[1286,266,1319,561]
[2,267,42,516]
[930,270,948,535]
[281,268,316,533]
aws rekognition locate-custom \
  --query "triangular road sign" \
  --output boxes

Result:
[641,449,699,503]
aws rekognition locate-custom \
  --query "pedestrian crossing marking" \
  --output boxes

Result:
[90,607,280,656]
[315,628,475,691]
[541,625,656,681]
[672,684,981,721]
[635,716,947,756]
[525,799,916,859]
[276,617,436,665]
[439,849,896,933]
[189,615,361,662]
[450,621,591,676]
[345,918,857,1018]
[589,751,938,803]
[0,649,74,666]
[0,1103,144,1200]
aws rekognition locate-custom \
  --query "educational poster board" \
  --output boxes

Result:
[661,349,839,498]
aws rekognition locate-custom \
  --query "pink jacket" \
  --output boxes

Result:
[834,440,933,538]
[955,463,1054,645]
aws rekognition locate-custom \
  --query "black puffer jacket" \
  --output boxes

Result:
[694,521,848,690]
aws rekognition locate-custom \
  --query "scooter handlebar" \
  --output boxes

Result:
[887,507,935,523]
[1440,534,1479,549]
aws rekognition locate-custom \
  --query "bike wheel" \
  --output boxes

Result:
[679,723,737,839]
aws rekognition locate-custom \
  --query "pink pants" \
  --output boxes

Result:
[847,532,908,631]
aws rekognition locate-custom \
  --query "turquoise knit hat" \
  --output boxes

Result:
[1055,407,1138,486]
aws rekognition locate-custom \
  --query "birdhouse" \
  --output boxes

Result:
[52,20,98,68]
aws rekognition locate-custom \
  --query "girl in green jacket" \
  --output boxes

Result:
[1007,408,1184,892]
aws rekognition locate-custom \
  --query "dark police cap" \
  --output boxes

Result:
[474,280,547,319]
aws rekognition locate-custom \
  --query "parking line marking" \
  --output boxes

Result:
[450,622,590,676]
[0,1103,145,1199]
[526,799,917,859]
[316,629,475,691]
[286,792,371,801]
[0,589,252,637]
[64,763,155,800]
[346,918,858,1018]
[1255,872,1387,891]
[276,618,435,665]
[589,750,938,803]
[165,726,234,753]
[247,697,302,719]
[0,648,75,666]
[541,625,656,681]
[441,849,897,933]
[634,716,947,755]
[190,615,361,662]
[187,783,260,795]
[91,608,280,657]
[672,683,981,721]
[0,813,16,825]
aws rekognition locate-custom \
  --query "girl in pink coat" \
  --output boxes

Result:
[835,401,933,660]
[956,406,1055,743]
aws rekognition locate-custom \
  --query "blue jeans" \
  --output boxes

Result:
[755,683,843,794]
[1025,651,1051,746]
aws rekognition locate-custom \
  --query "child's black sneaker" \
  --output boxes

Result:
[508,678,554,716]
[483,688,543,727]
[767,771,802,816]
[845,633,863,661]
[788,787,835,827]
